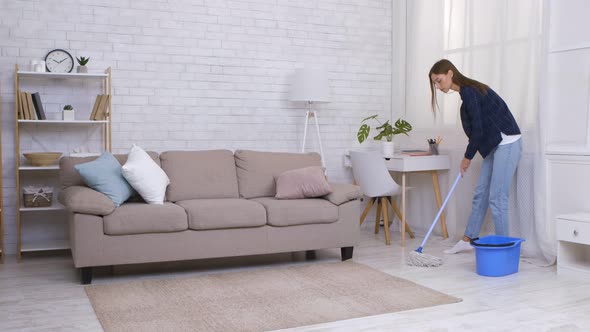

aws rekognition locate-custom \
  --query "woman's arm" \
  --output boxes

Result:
[461,158,471,176]
[463,88,484,160]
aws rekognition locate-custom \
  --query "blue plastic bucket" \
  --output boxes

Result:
[470,235,525,277]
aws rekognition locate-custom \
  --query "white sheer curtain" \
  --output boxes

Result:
[401,0,554,264]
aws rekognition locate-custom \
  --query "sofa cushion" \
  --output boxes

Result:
[60,152,160,189]
[103,202,188,235]
[275,166,332,199]
[122,145,170,204]
[251,197,338,227]
[74,152,135,207]
[234,150,322,199]
[160,150,239,202]
[177,198,266,230]
[324,183,363,205]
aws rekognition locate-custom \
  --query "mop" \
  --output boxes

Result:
[406,172,462,267]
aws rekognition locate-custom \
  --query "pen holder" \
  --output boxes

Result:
[429,143,439,155]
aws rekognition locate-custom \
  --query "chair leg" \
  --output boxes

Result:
[359,197,375,225]
[381,197,391,245]
[374,198,382,234]
[388,197,415,238]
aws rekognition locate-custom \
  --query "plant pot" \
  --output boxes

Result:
[63,109,75,121]
[77,65,88,73]
[381,141,395,159]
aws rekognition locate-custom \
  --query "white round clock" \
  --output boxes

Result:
[45,49,74,73]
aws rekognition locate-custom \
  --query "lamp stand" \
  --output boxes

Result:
[301,101,326,169]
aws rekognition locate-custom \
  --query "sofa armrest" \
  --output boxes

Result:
[59,186,115,216]
[323,183,363,205]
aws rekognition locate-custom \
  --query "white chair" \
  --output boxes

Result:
[350,150,414,245]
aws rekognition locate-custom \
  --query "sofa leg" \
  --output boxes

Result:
[305,250,316,260]
[341,247,354,261]
[81,267,93,285]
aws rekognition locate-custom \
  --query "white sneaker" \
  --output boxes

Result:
[443,240,473,254]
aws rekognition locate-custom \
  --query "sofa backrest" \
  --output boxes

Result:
[160,150,239,202]
[234,150,322,199]
[59,152,160,189]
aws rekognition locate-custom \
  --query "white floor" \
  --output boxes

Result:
[1,223,589,332]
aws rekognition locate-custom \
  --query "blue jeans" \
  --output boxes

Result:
[464,139,522,239]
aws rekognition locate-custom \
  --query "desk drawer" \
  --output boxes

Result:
[386,155,450,172]
[557,219,590,245]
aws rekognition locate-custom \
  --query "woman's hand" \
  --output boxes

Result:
[460,158,471,177]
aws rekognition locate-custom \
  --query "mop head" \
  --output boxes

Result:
[406,250,443,267]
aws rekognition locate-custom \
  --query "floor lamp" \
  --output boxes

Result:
[289,67,330,169]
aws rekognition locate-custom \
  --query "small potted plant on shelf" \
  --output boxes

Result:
[76,56,90,73]
[357,115,412,159]
[63,104,75,121]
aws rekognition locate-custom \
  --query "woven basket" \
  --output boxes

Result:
[23,191,53,208]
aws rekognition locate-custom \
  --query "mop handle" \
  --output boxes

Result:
[418,172,462,248]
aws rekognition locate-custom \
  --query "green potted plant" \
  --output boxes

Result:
[357,115,412,158]
[63,104,75,121]
[76,56,90,73]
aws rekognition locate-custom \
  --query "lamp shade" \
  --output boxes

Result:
[289,67,330,102]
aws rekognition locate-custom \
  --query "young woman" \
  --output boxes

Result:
[428,59,522,254]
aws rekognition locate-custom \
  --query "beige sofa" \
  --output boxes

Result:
[59,150,362,284]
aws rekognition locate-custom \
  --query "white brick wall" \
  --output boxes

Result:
[0,0,392,254]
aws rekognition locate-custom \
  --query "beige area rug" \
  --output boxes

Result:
[85,262,461,331]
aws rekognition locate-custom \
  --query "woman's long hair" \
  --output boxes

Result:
[429,59,488,112]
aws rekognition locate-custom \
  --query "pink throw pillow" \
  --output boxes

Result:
[275,166,332,199]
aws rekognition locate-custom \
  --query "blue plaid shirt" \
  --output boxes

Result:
[459,86,521,159]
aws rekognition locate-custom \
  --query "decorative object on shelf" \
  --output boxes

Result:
[30,60,46,73]
[76,56,90,73]
[44,49,74,73]
[23,186,53,208]
[71,145,101,157]
[289,67,330,170]
[23,152,63,166]
[63,104,75,121]
[357,116,412,159]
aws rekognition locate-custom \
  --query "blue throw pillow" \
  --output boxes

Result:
[74,152,135,207]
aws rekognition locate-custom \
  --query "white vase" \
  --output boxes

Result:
[381,141,395,159]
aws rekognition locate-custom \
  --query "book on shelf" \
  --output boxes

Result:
[18,92,26,119]
[31,92,46,120]
[17,91,24,119]
[27,92,36,120]
[20,92,36,120]
[102,94,111,119]
[94,94,110,120]
[89,94,102,120]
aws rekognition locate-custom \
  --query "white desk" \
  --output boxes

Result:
[345,152,451,246]
[385,154,450,246]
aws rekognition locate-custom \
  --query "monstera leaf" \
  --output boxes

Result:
[357,115,413,143]
[391,118,412,136]
[357,124,371,143]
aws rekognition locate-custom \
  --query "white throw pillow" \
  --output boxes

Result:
[122,144,170,204]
